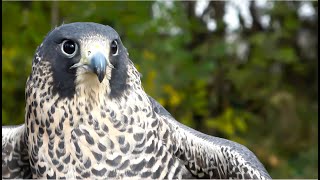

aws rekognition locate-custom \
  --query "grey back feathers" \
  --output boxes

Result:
[2,22,271,179]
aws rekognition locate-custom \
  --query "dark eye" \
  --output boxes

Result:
[61,40,77,57]
[110,40,118,56]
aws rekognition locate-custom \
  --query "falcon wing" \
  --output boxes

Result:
[148,96,271,179]
[2,125,31,179]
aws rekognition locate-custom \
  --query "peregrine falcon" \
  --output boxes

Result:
[2,22,271,179]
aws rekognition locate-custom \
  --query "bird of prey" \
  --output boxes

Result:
[2,22,271,179]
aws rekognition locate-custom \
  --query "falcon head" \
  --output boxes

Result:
[32,22,132,99]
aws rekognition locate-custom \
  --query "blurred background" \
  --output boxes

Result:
[2,1,318,178]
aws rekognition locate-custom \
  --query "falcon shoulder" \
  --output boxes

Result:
[2,125,31,179]
[148,96,271,179]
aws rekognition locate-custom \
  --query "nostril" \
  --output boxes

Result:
[88,51,91,56]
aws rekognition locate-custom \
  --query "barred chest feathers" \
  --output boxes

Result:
[25,63,188,179]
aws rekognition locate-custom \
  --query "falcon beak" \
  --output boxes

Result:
[71,51,108,83]
[89,52,107,83]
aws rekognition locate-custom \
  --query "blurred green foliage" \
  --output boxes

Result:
[2,1,318,178]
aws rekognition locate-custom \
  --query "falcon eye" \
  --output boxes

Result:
[110,40,118,56]
[61,40,77,57]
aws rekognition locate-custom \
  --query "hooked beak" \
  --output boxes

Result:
[71,51,107,83]
[89,52,107,83]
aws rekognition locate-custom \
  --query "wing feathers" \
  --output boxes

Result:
[148,96,271,179]
[2,125,31,179]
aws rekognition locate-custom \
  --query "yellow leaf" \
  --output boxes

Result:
[163,85,182,106]
[158,98,166,107]
[143,50,155,61]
